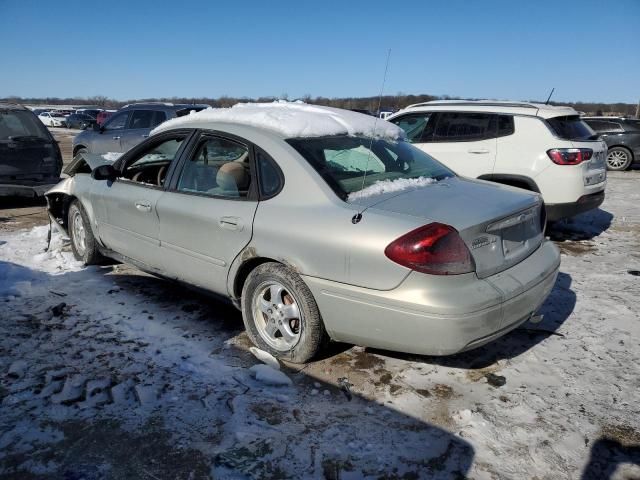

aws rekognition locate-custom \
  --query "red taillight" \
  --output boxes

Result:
[547,148,593,165]
[384,223,475,275]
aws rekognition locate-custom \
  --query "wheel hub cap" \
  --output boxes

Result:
[253,282,302,351]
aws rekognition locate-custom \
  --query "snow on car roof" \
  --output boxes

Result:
[151,101,406,140]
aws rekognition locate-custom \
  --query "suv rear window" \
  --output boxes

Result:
[0,110,50,140]
[546,115,596,141]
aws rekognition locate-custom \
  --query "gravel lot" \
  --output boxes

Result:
[0,159,639,478]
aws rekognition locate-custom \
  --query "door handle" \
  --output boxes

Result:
[112,136,121,140]
[135,201,151,212]
[468,148,490,154]
[219,216,242,231]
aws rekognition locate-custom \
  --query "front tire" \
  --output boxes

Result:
[606,147,633,171]
[241,262,327,363]
[68,200,102,265]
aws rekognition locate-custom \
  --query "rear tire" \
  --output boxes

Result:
[606,147,633,171]
[68,200,102,265]
[241,262,327,363]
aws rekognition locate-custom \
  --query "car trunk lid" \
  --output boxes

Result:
[362,177,544,278]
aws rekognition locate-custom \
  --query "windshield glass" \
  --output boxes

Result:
[547,115,596,141]
[287,136,454,200]
[0,110,50,140]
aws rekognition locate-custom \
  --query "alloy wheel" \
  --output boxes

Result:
[252,281,302,351]
[71,210,86,256]
[607,150,629,169]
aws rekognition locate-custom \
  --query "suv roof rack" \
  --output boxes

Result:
[121,102,175,108]
[406,100,542,109]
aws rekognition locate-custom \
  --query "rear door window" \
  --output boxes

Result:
[432,112,497,142]
[129,110,156,129]
[389,114,433,143]
[546,115,595,141]
[104,112,129,131]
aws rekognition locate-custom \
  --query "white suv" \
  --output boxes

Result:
[387,101,607,221]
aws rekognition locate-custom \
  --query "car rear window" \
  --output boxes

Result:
[546,115,596,141]
[287,135,454,200]
[0,110,50,140]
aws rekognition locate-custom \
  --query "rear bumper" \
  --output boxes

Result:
[0,179,60,197]
[303,240,560,356]
[546,190,605,221]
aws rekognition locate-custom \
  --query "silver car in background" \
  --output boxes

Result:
[72,102,210,156]
[46,103,560,363]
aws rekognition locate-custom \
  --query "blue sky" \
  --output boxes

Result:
[1,0,638,103]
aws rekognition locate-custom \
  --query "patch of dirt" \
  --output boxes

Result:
[555,241,597,256]
[432,384,455,399]
[601,423,640,447]
[351,350,386,370]
[466,362,502,382]
[0,418,213,479]
[250,402,286,425]
[322,457,355,480]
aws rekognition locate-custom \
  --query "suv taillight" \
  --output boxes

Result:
[547,148,593,165]
[384,223,475,275]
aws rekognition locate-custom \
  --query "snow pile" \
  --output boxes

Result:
[249,346,280,370]
[101,152,123,161]
[249,364,292,386]
[348,176,437,201]
[151,101,406,140]
[2,225,83,275]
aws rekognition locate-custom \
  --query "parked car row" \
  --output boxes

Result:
[2,97,633,362]
[35,107,116,129]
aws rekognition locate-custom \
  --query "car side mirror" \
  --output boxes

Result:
[92,164,117,181]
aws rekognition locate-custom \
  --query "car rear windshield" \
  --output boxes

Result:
[546,115,596,141]
[0,110,50,141]
[287,136,454,200]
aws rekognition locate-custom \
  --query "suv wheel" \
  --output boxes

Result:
[606,147,632,171]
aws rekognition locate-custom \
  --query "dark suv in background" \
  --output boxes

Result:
[582,117,640,171]
[0,104,63,197]
[73,103,210,156]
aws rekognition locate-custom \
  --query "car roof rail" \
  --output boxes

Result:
[405,100,542,110]
[121,102,175,108]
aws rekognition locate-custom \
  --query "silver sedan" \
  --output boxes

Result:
[46,103,560,363]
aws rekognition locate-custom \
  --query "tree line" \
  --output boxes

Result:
[1,94,636,117]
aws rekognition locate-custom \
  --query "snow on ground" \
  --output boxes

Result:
[151,101,406,140]
[1,171,639,479]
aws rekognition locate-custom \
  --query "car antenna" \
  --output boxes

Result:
[352,48,392,225]
[545,87,555,105]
